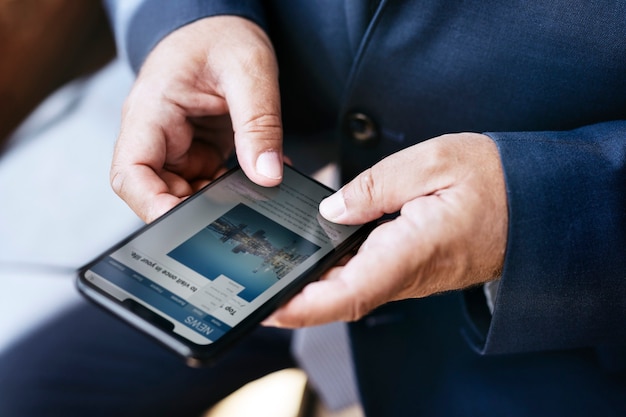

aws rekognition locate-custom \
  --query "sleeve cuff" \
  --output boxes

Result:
[124,0,267,72]
[463,121,626,355]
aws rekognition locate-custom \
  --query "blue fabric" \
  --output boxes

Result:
[351,296,626,416]
[485,122,626,354]
[124,0,268,72]
[0,302,294,417]
[18,0,624,415]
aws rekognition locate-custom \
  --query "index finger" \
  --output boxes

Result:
[216,22,284,186]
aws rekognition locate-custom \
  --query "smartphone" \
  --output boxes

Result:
[77,165,373,366]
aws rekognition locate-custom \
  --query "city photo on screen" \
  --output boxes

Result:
[168,203,321,302]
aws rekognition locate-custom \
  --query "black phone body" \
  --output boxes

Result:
[77,165,373,366]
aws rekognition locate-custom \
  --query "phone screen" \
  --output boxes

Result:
[78,166,370,365]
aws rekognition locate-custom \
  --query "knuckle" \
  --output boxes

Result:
[241,113,282,135]
[347,297,374,322]
[109,166,125,197]
[347,291,373,321]
[352,169,379,207]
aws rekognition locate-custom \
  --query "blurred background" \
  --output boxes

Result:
[0,2,361,416]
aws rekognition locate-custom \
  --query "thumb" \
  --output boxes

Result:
[319,146,441,224]
[319,171,397,225]
[220,21,283,186]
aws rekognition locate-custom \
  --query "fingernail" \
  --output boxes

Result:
[319,189,346,221]
[256,151,282,180]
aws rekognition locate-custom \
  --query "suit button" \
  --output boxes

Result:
[345,112,378,145]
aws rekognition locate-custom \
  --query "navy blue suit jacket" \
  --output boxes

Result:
[109,1,626,415]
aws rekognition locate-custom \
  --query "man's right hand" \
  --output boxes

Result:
[110,16,283,223]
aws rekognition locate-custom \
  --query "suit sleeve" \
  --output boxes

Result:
[103,0,267,73]
[463,120,626,354]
